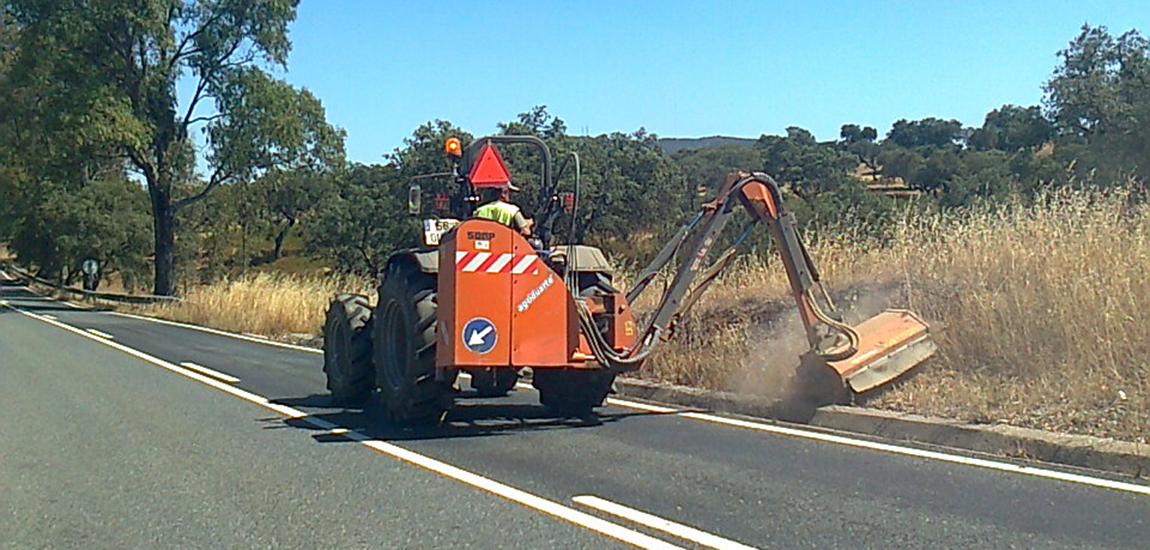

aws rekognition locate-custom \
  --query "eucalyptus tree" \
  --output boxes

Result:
[5,0,343,294]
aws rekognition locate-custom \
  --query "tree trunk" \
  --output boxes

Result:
[151,187,177,296]
[272,216,296,260]
[240,217,248,272]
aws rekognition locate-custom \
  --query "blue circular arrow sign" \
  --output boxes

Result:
[462,317,497,354]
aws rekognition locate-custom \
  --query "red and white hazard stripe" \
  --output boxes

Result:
[510,254,537,274]
[455,252,538,274]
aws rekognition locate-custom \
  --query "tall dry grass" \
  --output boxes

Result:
[646,187,1150,441]
[136,272,372,340]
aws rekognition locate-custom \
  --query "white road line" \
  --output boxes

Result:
[41,314,57,320]
[574,495,761,550]
[605,397,1150,496]
[85,328,115,340]
[1,303,688,550]
[108,312,322,354]
[45,295,86,309]
[179,361,241,384]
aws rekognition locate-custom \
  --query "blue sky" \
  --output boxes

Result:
[276,1,1150,164]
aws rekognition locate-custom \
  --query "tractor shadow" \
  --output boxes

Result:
[271,390,673,443]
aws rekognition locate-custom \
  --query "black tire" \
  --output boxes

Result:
[373,263,455,424]
[467,368,520,397]
[323,293,375,405]
[533,368,615,416]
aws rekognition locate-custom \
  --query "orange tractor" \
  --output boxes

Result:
[323,136,936,423]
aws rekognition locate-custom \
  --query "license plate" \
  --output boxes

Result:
[423,218,460,246]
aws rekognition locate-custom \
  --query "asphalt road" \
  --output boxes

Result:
[1,274,1148,549]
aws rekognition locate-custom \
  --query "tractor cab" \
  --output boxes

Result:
[417,136,563,251]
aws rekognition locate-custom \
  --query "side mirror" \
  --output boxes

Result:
[408,184,422,216]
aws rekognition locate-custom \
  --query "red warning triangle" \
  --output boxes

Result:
[468,143,512,187]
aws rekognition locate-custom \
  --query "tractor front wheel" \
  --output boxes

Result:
[323,293,374,405]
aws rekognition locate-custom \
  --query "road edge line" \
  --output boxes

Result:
[607,397,1150,496]
[612,377,1150,485]
[106,311,322,354]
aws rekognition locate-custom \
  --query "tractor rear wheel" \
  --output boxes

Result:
[323,293,375,405]
[467,368,520,397]
[373,263,455,424]
[533,368,615,416]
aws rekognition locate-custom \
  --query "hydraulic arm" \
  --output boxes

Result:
[605,172,936,397]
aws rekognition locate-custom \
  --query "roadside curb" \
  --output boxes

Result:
[615,377,1150,479]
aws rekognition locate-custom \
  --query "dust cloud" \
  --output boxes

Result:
[722,282,902,400]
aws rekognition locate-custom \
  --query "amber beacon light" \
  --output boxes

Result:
[445,137,462,157]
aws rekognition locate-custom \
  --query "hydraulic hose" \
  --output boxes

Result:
[806,288,860,361]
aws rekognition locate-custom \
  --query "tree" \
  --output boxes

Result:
[499,105,567,139]
[1045,24,1150,182]
[915,149,963,192]
[757,128,856,198]
[0,14,22,242]
[6,0,343,295]
[839,123,877,144]
[673,144,764,200]
[257,168,336,261]
[1,12,152,284]
[876,145,924,185]
[307,121,472,275]
[886,117,965,149]
[839,123,880,172]
[564,130,686,250]
[9,177,152,287]
[307,163,416,276]
[968,105,1053,152]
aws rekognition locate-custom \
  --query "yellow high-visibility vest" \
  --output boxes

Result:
[474,200,521,228]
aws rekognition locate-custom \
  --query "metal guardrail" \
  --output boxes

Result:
[1,262,183,304]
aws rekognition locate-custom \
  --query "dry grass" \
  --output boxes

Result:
[645,187,1150,442]
[135,271,372,341]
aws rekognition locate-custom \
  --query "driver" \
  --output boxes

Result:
[474,183,534,237]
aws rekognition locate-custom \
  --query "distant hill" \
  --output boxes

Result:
[657,135,757,154]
